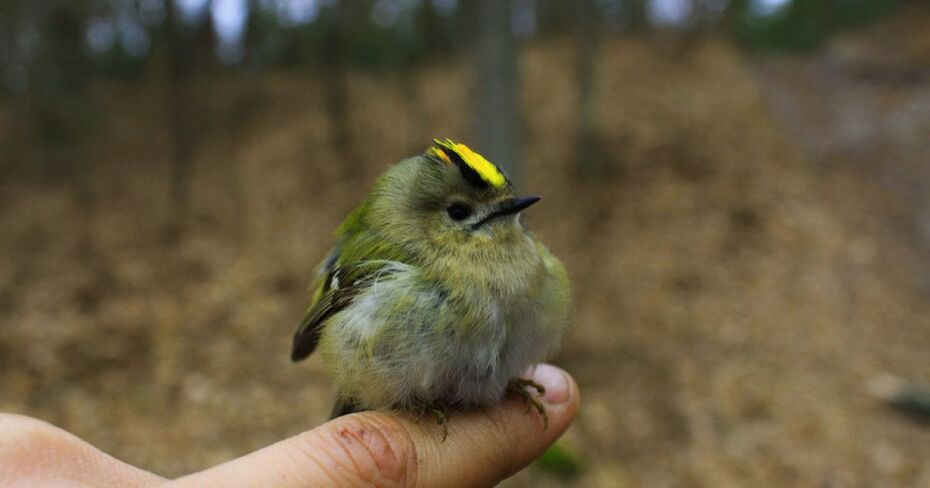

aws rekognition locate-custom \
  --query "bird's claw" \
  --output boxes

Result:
[507,378,548,430]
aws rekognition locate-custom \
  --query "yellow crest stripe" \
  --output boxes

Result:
[427,146,451,165]
[432,138,507,188]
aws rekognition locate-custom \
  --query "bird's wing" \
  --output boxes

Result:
[290,247,339,361]
[290,252,394,362]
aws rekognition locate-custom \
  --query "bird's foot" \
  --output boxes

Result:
[431,407,449,442]
[507,377,548,430]
[411,403,450,441]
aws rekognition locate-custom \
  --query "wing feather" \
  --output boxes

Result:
[291,248,340,361]
[290,252,393,362]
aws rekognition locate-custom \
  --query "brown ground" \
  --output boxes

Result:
[2,12,929,486]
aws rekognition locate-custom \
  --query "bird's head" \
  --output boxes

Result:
[357,139,540,255]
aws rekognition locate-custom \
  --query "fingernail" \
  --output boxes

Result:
[532,364,571,405]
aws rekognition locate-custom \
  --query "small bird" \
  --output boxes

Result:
[291,139,570,432]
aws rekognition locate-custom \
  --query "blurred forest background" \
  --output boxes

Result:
[2,0,930,485]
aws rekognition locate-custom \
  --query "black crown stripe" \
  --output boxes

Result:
[445,148,490,189]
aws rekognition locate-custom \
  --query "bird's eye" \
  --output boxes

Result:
[446,202,472,221]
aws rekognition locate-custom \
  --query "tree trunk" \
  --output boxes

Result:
[165,0,194,239]
[321,2,355,179]
[576,0,602,178]
[471,0,522,186]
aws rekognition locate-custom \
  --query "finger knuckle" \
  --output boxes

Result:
[0,415,82,474]
[321,414,417,488]
[0,414,64,450]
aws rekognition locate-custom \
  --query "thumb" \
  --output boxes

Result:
[170,364,579,488]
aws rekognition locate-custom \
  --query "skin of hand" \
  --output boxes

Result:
[0,364,578,488]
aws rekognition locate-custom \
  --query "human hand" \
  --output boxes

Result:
[0,364,578,487]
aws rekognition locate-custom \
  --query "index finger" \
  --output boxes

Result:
[170,364,579,488]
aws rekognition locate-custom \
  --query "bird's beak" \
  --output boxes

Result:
[473,196,541,229]
[498,196,541,216]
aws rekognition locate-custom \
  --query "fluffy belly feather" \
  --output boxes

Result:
[318,262,559,410]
